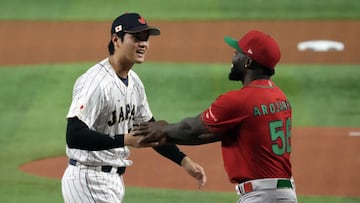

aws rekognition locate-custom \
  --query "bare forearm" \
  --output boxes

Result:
[167,133,220,145]
[164,115,220,145]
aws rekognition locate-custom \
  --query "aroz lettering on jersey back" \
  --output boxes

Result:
[253,100,291,117]
[108,104,136,126]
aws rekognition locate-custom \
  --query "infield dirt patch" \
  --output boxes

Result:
[1,20,359,197]
[1,20,359,65]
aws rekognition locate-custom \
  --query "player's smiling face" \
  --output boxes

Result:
[121,31,150,63]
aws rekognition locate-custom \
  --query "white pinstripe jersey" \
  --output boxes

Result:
[66,58,153,167]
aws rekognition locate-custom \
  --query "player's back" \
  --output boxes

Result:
[221,79,292,183]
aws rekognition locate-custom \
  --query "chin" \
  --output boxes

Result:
[135,58,145,63]
[228,73,243,82]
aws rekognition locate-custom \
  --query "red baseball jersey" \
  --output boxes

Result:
[202,79,292,183]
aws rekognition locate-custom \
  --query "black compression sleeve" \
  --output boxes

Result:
[66,117,124,151]
[149,117,187,166]
[153,144,187,166]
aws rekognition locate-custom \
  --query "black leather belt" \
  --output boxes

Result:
[69,159,126,175]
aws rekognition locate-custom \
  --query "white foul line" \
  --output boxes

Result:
[349,131,360,136]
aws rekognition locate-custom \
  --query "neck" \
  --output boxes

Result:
[243,74,269,86]
[109,55,133,78]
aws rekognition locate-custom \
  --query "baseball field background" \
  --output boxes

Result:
[1,0,360,202]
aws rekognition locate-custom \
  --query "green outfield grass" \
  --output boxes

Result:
[0,63,359,202]
[0,0,360,20]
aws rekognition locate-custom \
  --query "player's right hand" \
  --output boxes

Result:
[124,132,160,148]
[132,121,167,144]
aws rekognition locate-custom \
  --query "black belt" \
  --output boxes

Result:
[69,159,126,175]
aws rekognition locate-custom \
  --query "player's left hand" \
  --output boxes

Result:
[181,156,207,190]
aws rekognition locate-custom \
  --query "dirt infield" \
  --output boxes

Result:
[1,20,360,65]
[2,20,359,197]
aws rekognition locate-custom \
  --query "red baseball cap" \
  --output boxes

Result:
[224,30,281,69]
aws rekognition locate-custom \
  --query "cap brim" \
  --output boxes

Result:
[124,26,160,36]
[224,36,242,52]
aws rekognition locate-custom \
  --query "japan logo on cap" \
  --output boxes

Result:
[115,25,122,32]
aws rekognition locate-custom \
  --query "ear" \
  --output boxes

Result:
[244,57,252,68]
[111,34,118,42]
[111,34,122,49]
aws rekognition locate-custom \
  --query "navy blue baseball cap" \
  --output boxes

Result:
[111,13,160,36]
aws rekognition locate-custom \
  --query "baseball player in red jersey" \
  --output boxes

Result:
[61,13,206,203]
[134,30,297,202]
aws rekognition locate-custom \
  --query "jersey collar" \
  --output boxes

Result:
[246,79,274,88]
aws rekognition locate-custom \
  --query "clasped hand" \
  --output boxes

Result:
[133,120,168,144]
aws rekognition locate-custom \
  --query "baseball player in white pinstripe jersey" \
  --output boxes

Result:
[61,12,207,203]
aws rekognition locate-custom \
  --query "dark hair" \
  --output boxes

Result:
[251,60,275,76]
[108,32,125,55]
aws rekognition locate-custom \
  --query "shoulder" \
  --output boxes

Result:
[211,90,244,108]
[128,69,142,82]
[74,59,113,91]
[129,69,145,88]
[78,59,109,78]
[216,90,242,100]
[89,58,113,77]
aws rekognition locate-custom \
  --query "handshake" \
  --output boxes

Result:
[126,115,219,148]
[126,120,169,148]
